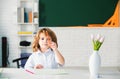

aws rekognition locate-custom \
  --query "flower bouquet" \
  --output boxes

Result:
[91,34,105,51]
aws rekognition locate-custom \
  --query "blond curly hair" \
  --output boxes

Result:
[32,28,58,52]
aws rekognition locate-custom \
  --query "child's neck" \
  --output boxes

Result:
[40,48,49,53]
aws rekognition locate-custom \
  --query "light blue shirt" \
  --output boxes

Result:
[24,48,60,70]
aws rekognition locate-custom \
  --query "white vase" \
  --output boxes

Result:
[89,50,101,78]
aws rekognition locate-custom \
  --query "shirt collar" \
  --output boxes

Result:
[36,48,52,55]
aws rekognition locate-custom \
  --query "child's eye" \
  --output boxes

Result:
[47,38,50,40]
[47,38,52,41]
[41,38,44,40]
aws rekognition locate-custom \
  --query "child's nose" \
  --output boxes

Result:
[45,39,48,43]
[47,39,50,43]
[45,39,50,43]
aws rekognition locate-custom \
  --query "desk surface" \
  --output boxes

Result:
[0,67,120,79]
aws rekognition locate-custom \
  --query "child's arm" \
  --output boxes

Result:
[25,55,44,69]
[50,42,65,65]
[54,49,65,65]
[24,55,34,69]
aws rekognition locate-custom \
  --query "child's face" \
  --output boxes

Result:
[39,33,52,49]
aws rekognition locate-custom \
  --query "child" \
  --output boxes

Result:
[24,28,65,70]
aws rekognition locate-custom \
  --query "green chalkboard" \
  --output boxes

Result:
[39,0,118,26]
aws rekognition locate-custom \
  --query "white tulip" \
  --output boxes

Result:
[99,36,104,43]
[96,34,101,41]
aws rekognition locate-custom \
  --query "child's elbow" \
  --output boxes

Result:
[59,59,65,66]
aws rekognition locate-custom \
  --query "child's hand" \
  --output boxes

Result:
[34,64,44,69]
[49,42,57,50]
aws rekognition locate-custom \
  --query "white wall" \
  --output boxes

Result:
[47,27,120,67]
[0,0,120,68]
[0,0,19,67]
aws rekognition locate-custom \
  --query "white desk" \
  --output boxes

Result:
[0,67,120,79]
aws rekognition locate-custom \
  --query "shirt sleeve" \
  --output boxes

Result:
[24,55,34,70]
[54,54,64,67]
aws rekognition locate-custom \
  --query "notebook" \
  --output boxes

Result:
[34,69,68,75]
